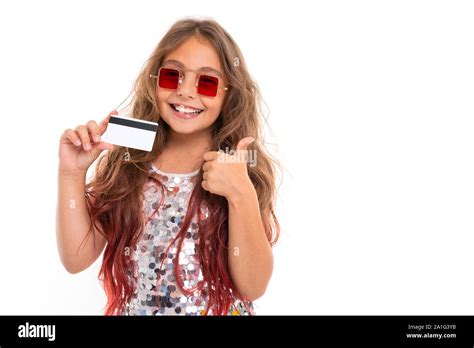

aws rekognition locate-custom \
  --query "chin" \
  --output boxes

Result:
[161,116,208,135]
[169,125,204,135]
[160,107,217,136]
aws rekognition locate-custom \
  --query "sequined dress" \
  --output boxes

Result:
[121,164,254,316]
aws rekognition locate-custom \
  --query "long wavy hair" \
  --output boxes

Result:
[83,18,280,315]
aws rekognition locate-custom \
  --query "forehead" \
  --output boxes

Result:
[162,36,224,77]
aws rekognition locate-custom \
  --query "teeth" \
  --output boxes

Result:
[175,104,202,114]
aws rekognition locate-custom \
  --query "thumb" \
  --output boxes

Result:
[236,137,255,152]
[89,141,114,160]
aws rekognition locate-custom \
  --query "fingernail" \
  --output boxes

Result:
[74,140,81,146]
[94,135,101,142]
[85,143,91,151]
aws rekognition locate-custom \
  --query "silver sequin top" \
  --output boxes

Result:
[121,164,253,316]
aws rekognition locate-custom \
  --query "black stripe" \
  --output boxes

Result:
[109,116,158,132]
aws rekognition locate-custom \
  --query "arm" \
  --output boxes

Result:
[201,136,274,301]
[56,111,116,273]
[227,180,273,301]
[56,169,107,274]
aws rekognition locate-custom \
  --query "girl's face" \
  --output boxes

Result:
[156,36,227,136]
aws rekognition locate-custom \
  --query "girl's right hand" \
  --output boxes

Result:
[58,110,117,174]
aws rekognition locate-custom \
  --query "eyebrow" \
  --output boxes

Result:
[162,59,224,78]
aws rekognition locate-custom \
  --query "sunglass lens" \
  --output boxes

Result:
[159,68,180,89]
[197,75,219,97]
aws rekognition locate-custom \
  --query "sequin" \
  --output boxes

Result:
[121,164,254,316]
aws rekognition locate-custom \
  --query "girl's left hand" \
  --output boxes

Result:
[201,137,255,200]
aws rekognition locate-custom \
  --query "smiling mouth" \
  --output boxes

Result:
[169,103,204,116]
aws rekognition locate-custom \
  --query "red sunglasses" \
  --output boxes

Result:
[150,67,228,97]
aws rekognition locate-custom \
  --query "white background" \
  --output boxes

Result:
[0,0,473,315]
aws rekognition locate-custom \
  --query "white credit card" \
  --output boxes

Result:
[101,114,158,152]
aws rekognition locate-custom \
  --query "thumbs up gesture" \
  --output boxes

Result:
[201,137,256,200]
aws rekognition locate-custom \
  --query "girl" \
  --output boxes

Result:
[56,18,279,315]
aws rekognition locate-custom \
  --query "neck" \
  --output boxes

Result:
[167,128,212,153]
[154,128,212,173]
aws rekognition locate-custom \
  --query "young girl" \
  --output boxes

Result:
[56,18,279,316]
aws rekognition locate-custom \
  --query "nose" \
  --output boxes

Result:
[177,72,197,99]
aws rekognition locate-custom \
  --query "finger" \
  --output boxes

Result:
[86,120,102,143]
[203,171,208,180]
[201,179,209,191]
[236,137,255,152]
[99,110,118,133]
[90,141,114,159]
[202,161,212,172]
[203,151,219,162]
[75,125,92,151]
[63,129,81,146]
[97,141,115,151]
